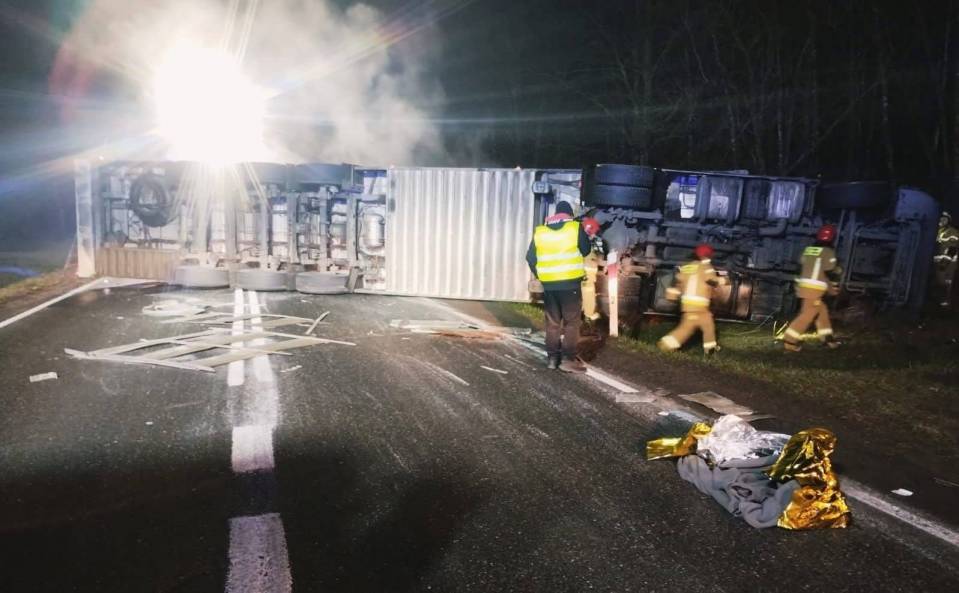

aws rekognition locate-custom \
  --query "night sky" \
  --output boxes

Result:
[0,0,956,244]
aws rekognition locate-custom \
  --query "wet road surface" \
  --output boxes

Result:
[0,284,957,592]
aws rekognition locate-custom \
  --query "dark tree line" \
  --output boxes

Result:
[441,0,958,201]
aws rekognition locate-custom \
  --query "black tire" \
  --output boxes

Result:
[592,164,655,188]
[295,272,349,295]
[130,174,175,227]
[174,265,230,289]
[294,163,352,186]
[817,181,890,210]
[585,184,653,209]
[235,269,288,291]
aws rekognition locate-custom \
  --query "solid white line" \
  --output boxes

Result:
[226,513,292,593]
[585,367,640,394]
[248,291,276,385]
[228,288,246,387]
[0,278,105,330]
[843,479,959,549]
[231,425,276,474]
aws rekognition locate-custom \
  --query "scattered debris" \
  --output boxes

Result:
[658,411,671,416]
[391,319,532,339]
[280,365,303,373]
[502,353,534,369]
[145,421,154,426]
[679,391,754,416]
[29,372,58,383]
[891,488,914,497]
[66,329,354,373]
[933,477,959,489]
[304,311,330,335]
[480,365,508,375]
[116,316,125,320]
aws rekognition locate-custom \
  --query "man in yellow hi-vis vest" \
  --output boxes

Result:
[658,244,727,356]
[526,202,593,373]
[784,224,842,352]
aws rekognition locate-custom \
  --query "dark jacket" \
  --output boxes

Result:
[526,219,592,292]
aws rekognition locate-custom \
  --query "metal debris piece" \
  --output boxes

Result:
[933,477,959,489]
[679,391,754,416]
[304,311,330,335]
[29,372,58,383]
[280,365,303,373]
[891,488,914,497]
[391,319,532,338]
[480,365,508,375]
[66,329,354,374]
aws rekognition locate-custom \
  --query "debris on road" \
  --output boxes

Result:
[29,372,58,383]
[679,391,754,416]
[145,421,154,426]
[647,416,850,530]
[391,319,533,340]
[280,365,303,373]
[304,311,330,335]
[933,477,959,489]
[891,488,914,497]
[66,329,354,373]
[480,365,508,375]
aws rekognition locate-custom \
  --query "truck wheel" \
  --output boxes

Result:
[235,269,289,291]
[817,181,890,210]
[295,272,349,295]
[174,265,230,289]
[592,164,654,188]
[585,184,653,209]
[130,174,175,227]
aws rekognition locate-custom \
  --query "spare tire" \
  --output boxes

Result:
[175,265,230,289]
[235,268,288,291]
[592,164,655,188]
[585,184,653,209]
[295,272,349,295]
[130,174,176,227]
[817,181,890,210]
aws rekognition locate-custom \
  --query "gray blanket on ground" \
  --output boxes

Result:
[676,454,800,528]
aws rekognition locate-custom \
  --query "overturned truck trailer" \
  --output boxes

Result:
[73,160,939,320]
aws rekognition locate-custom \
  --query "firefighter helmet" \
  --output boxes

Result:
[581,217,600,237]
[816,224,837,243]
[941,211,952,226]
[694,244,714,260]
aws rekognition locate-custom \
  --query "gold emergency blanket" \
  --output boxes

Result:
[646,422,712,460]
[768,428,850,529]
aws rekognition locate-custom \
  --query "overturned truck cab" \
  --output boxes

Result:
[579,165,940,322]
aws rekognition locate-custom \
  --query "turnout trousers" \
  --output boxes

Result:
[659,310,717,353]
[543,289,582,360]
[784,295,833,351]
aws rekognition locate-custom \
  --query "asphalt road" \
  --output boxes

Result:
[1,284,957,592]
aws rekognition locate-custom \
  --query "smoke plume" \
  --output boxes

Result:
[52,0,446,165]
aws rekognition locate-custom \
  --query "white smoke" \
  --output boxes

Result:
[54,0,446,165]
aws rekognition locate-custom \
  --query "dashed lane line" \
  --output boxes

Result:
[227,288,246,387]
[225,513,292,593]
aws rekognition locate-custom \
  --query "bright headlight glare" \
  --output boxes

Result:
[152,45,267,164]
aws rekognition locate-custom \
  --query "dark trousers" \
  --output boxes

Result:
[543,289,582,360]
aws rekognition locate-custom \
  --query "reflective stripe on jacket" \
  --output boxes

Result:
[672,259,723,312]
[796,245,839,293]
[534,221,585,283]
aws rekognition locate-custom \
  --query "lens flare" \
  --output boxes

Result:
[151,44,268,164]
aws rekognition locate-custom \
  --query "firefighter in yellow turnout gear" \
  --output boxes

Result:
[658,244,727,355]
[784,224,842,352]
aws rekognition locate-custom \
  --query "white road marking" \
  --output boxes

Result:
[226,513,292,593]
[0,278,106,330]
[843,479,959,549]
[231,425,276,473]
[249,291,277,386]
[585,367,640,394]
[227,288,246,387]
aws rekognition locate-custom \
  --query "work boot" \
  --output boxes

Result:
[704,345,721,358]
[546,355,560,370]
[783,342,801,354]
[559,358,587,374]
